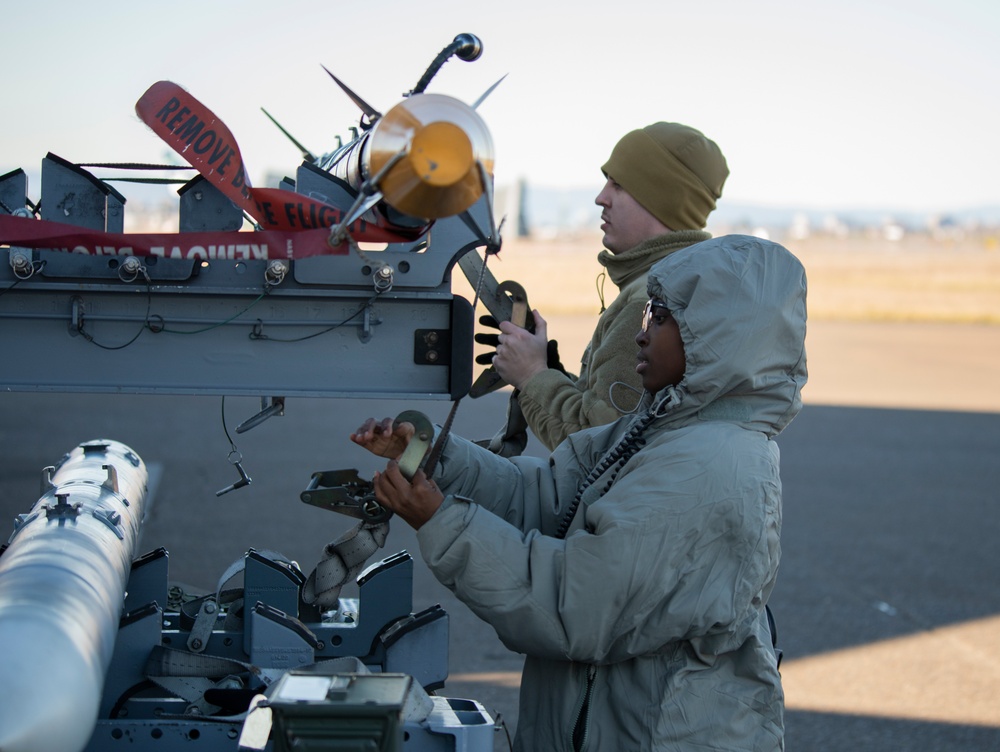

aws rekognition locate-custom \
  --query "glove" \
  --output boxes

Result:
[474,314,501,364]
[546,339,567,375]
[474,314,567,374]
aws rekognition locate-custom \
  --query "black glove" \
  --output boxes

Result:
[474,314,566,374]
[546,339,567,375]
[474,314,501,365]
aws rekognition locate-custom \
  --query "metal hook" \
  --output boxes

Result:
[235,397,285,434]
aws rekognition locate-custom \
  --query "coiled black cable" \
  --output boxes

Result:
[554,411,658,539]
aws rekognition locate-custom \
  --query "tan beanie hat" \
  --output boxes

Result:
[601,122,729,230]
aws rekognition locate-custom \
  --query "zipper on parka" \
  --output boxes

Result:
[571,664,597,751]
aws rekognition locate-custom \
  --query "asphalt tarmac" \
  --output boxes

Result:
[1,319,998,751]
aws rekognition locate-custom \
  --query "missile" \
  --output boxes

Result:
[0,440,149,752]
[325,92,495,222]
[317,33,496,221]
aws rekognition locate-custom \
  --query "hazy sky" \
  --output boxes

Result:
[4,0,997,213]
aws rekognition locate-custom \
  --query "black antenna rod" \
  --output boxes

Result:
[261,108,317,163]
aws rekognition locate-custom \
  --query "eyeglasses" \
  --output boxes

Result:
[641,299,670,333]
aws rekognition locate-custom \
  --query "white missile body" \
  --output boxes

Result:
[0,440,149,752]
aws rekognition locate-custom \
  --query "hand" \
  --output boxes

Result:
[494,310,550,389]
[350,417,415,460]
[476,314,567,374]
[373,463,444,529]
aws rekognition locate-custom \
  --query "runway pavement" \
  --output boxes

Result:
[1,319,998,750]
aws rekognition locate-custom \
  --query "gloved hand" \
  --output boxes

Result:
[474,314,566,373]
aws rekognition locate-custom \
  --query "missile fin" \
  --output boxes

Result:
[320,65,382,122]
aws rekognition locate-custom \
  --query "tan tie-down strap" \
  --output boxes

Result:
[302,521,390,610]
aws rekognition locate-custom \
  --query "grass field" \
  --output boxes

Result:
[454,232,1000,324]
[453,232,1000,414]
